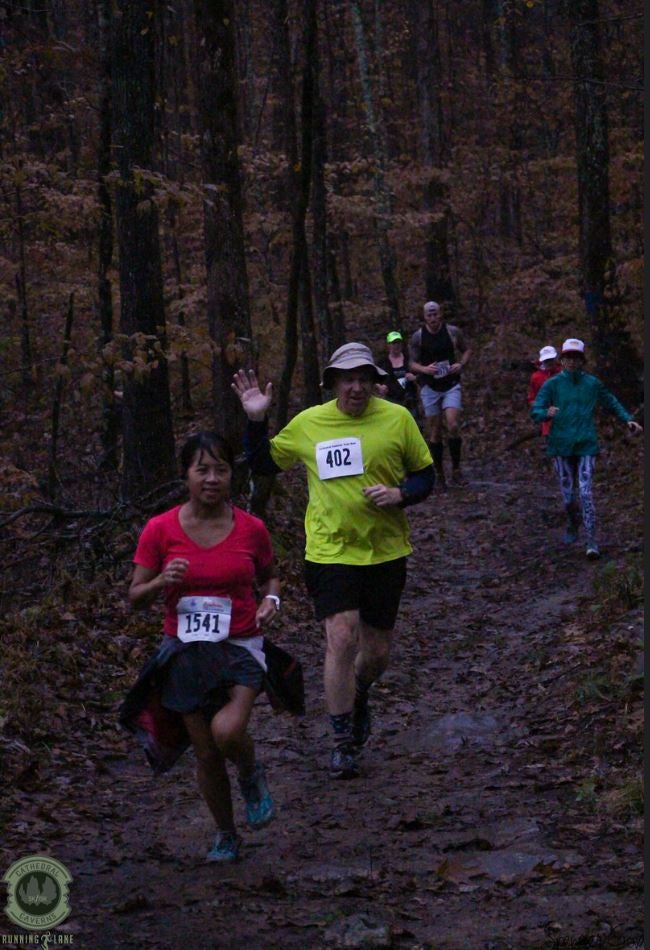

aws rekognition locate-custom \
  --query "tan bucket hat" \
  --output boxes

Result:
[322,342,387,388]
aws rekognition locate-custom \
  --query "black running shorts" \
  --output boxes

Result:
[304,557,407,629]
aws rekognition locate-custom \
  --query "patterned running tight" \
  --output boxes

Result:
[552,455,596,541]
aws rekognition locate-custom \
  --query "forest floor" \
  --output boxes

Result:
[1,420,644,950]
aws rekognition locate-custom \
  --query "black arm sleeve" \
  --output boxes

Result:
[397,464,435,508]
[243,419,282,475]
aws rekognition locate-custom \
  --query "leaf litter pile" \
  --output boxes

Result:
[0,409,643,949]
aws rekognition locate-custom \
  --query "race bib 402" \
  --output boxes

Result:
[315,437,364,480]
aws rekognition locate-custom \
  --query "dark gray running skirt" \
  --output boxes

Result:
[160,640,265,715]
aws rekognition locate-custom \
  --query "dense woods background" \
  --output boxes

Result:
[0,0,643,512]
[0,5,643,942]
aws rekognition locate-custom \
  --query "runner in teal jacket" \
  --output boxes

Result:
[530,338,641,558]
[531,368,633,456]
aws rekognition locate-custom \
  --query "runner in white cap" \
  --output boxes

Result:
[531,338,642,558]
[232,343,434,779]
[527,345,559,442]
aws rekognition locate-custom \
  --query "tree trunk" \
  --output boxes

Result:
[270,0,291,160]
[347,0,400,327]
[272,0,299,429]
[274,0,321,426]
[327,245,347,349]
[322,0,351,164]
[234,0,253,140]
[159,3,193,415]
[297,0,321,406]
[169,209,194,416]
[482,0,523,245]
[566,0,642,402]
[112,0,176,501]
[15,179,33,389]
[193,0,253,445]
[411,0,454,303]
[310,3,336,364]
[96,0,119,472]
[337,229,355,300]
[48,293,74,499]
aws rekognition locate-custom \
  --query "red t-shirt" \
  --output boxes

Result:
[133,505,274,639]
[528,366,559,436]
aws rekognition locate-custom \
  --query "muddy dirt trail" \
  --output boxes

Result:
[2,446,643,949]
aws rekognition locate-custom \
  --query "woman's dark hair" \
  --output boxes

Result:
[179,431,234,477]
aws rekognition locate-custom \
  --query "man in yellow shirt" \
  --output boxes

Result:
[233,343,433,779]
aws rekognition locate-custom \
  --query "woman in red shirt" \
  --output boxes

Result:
[527,345,559,438]
[129,431,281,863]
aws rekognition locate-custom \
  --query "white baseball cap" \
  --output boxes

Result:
[538,346,557,362]
[561,338,585,356]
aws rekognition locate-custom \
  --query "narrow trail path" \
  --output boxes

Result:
[4,447,642,949]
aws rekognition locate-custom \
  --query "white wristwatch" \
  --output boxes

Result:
[264,594,281,611]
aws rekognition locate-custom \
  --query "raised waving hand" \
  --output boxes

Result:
[232,369,273,420]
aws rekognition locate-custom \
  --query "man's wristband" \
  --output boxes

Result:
[264,594,281,611]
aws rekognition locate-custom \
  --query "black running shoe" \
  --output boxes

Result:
[329,746,360,779]
[351,697,371,748]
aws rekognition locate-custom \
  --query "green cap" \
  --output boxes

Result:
[386,330,403,343]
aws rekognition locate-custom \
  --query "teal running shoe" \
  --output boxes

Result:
[239,763,276,829]
[206,831,240,863]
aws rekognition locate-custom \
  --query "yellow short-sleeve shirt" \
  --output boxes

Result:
[269,397,432,565]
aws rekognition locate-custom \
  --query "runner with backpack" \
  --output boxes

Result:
[408,301,471,489]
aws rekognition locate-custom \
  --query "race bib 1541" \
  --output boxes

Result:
[176,595,232,642]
